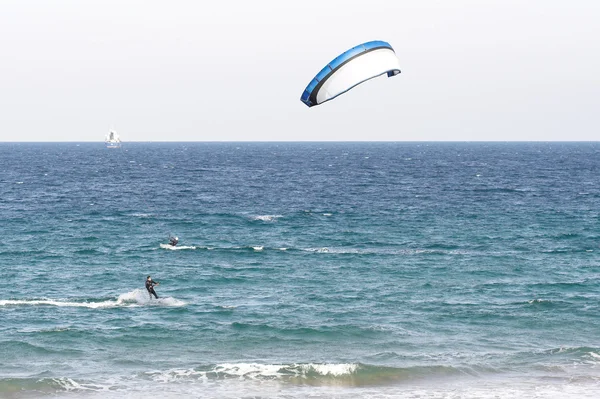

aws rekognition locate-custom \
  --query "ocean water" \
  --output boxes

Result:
[1,142,599,398]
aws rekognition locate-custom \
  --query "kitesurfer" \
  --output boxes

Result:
[169,236,179,246]
[146,275,159,299]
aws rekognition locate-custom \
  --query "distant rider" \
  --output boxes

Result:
[169,236,179,246]
[145,275,159,299]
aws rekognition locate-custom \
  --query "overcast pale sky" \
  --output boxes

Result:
[1,0,598,141]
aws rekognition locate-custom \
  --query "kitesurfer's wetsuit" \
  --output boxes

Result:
[146,279,159,299]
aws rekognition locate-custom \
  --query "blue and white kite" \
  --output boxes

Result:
[300,40,401,107]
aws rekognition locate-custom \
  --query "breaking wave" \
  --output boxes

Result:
[143,362,463,385]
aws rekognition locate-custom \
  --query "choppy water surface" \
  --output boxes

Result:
[1,142,599,398]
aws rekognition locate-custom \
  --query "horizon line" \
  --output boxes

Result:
[1,140,600,144]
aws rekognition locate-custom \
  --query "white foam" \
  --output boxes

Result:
[251,215,282,222]
[17,326,71,333]
[159,244,197,250]
[252,246,264,251]
[0,298,119,309]
[586,351,600,365]
[146,363,360,383]
[28,372,600,399]
[147,368,204,384]
[299,363,359,376]
[304,247,330,253]
[51,377,111,392]
[302,247,472,255]
[214,363,286,378]
[528,298,551,304]
[116,289,186,307]
[0,289,186,309]
[131,213,152,218]
[390,384,600,399]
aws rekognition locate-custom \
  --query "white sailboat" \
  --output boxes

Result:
[105,130,121,148]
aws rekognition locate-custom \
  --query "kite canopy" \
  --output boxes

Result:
[300,40,401,108]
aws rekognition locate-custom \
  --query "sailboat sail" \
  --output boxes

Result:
[105,130,121,148]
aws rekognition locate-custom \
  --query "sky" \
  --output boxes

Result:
[0,0,598,141]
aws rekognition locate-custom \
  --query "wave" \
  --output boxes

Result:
[539,248,593,254]
[546,347,600,365]
[300,247,475,255]
[3,373,600,398]
[143,362,462,385]
[3,356,600,395]
[142,350,600,386]
[130,212,153,218]
[0,340,68,355]
[250,214,283,222]
[159,243,197,250]
[499,347,600,371]
[74,248,103,255]
[0,377,77,393]
[145,244,486,255]
[471,187,527,194]
[0,377,112,395]
[0,289,186,309]
[588,351,600,364]
[526,298,559,307]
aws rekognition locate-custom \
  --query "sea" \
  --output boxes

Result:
[0,142,599,398]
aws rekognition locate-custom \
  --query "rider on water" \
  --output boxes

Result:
[146,275,159,299]
[169,236,179,246]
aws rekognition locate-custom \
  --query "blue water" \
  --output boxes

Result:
[1,142,599,398]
